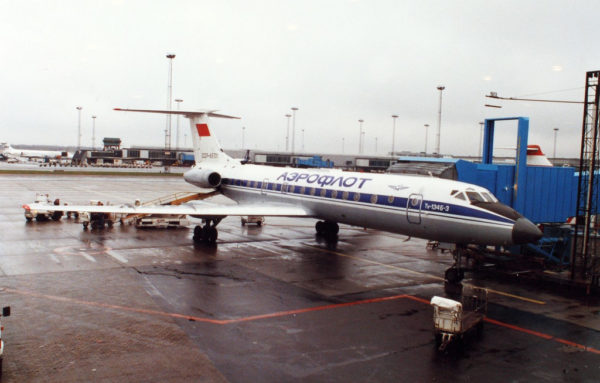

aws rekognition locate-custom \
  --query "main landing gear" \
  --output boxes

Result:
[193,218,221,245]
[315,220,339,238]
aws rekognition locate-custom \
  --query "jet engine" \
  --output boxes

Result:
[183,168,222,189]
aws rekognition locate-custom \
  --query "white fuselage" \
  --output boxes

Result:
[187,163,516,246]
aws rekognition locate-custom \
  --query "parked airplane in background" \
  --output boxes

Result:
[24,108,542,283]
[1,142,70,161]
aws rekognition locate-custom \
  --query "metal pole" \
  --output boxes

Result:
[91,115,96,150]
[358,119,364,154]
[285,114,291,152]
[242,126,246,149]
[76,106,82,150]
[175,99,183,150]
[424,124,429,154]
[391,115,398,158]
[553,128,559,159]
[342,137,345,153]
[436,86,445,155]
[374,137,378,153]
[165,53,176,150]
[479,121,484,160]
[291,107,298,155]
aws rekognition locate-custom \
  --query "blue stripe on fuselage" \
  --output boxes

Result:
[221,178,514,225]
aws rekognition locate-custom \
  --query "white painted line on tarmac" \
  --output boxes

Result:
[79,251,97,263]
[106,250,128,263]
[48,253,61,264]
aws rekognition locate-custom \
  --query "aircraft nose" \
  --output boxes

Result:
[512,217,543,244]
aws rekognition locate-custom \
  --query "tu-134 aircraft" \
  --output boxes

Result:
[25,108,543,283]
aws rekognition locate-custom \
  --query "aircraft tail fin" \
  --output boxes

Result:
[114,108,240,167]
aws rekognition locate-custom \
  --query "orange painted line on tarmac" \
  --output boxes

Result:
[484,317,600,354]
[6,287,600,354]
[220,294,408,324]
[3,288,407,326]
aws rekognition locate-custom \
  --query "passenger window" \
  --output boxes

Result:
[320,189,327,197]
[309,187,315,196]
[388,195,394,204]
[353,193,360,201]
[300,186,305,194]
[342,191,349,200]
[370,194,378,204]
[331,190,338,198]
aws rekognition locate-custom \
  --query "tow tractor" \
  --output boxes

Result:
[241,216,264,226]
[430,287,487,351]
[80,200,121,229]
[23,194,63,222]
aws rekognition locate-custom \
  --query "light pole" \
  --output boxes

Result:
[175,99,183,149]
[242,126,246,149]
[342,137,345,153]
[302,127,305,152]
[435,85,445,155]
[424,124,429,154]
[76,106,82,150]
[374,137,378,154]
[91,115,96,150]
[358,119,364,154]
[165,53,176,150]
[285,114,291,151]
[391,115,398,158]
[291,107,298,155]
[479,121,484,160]
[553,128,559,160]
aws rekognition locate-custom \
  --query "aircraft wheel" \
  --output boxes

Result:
[315,221,325,235]
[83,222,89,230]
[445,267,462,284]
[325,221,339,235]
[206,227,218,244]
[26,217,32,222]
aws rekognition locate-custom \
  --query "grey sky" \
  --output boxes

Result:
[1,0,597,157]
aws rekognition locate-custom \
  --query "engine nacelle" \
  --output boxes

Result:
[184,168,222,189]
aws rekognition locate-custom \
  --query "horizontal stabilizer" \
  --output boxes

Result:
[114,108,240,119]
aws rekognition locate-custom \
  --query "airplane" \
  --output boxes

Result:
[1,142,71,161]
[23,108,543,283]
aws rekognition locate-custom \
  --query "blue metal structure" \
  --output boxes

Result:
[393,117,578,224]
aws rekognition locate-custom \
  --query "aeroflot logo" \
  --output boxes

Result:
[277,172,372,188]
[196,124,210,137]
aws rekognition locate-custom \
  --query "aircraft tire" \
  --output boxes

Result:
[445,267,462,284]
[206,227,218,243]
[315,221,325,234]
[325,221,339,235]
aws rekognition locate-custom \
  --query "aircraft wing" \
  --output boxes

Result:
[22,200,312,218]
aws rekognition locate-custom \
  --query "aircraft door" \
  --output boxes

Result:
[261,179,268,196]
[406,193,423,224]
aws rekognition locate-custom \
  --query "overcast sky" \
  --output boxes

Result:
[1,0,598,157]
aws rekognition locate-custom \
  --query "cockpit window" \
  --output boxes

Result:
[454,192,466,201]
[466,191,486,204]
[481,192,496,202]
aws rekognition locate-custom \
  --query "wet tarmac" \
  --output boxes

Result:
[0,174,599,382]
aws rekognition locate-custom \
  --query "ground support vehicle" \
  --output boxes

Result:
[134,215,190,228]
[430,288,487,351]
[23,194,63,222]
[241,216,264,226]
